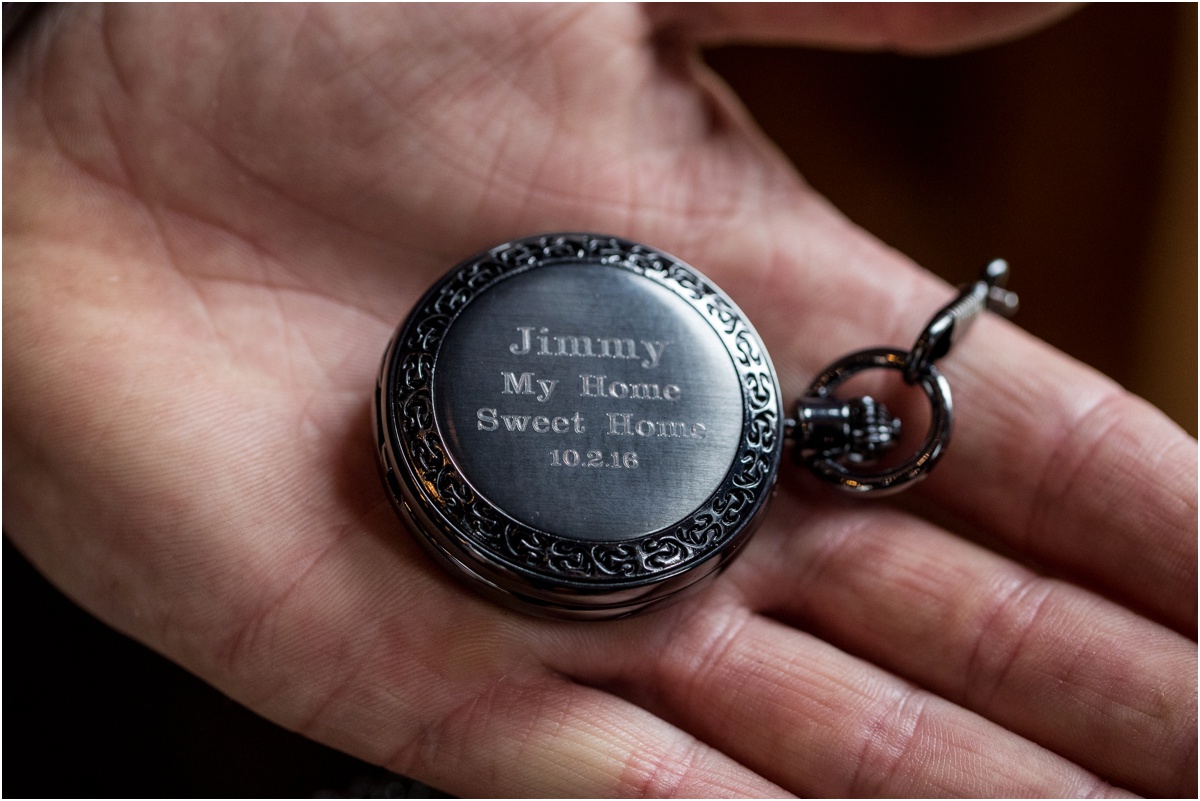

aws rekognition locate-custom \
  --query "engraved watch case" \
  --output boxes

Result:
[375,233,783,619]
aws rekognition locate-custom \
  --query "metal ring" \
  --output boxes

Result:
[804,348,953,494]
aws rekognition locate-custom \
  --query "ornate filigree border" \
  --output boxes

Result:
[384,233,781,585]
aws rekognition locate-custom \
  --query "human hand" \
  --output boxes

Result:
[5,4,1194,796]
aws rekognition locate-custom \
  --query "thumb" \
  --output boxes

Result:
[650,3,1079,53]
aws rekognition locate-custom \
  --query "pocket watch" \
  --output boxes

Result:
[374,233,1016,619]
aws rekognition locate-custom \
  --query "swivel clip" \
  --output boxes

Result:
[905,259,1019,385]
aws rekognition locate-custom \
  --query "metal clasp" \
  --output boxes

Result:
[789,260,1018,495]
[905,259,1018,384]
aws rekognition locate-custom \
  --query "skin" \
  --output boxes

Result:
[4,4,1194,797]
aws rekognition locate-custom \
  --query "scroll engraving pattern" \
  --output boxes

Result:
[394,234,779,581]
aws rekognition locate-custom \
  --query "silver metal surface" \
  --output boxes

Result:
[375,233,783,619]
[793,394,901,462]
[378,236,1013,615]
[434,263,743,541]
[801,348,953,494]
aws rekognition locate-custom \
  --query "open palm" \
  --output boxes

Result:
[5,5,1195,796]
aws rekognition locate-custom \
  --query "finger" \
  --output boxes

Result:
[922,320,1197,634]
[655,2,1199,634]
[634,0,1198,634]
[671,197,1196,635]
[650,2,1080,53]
[389,672,789,798]
[547,603,1129,798]
[732,494,1197,797]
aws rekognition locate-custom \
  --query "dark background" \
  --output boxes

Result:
[706,3,1196,438]
[5,4,1195,797]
